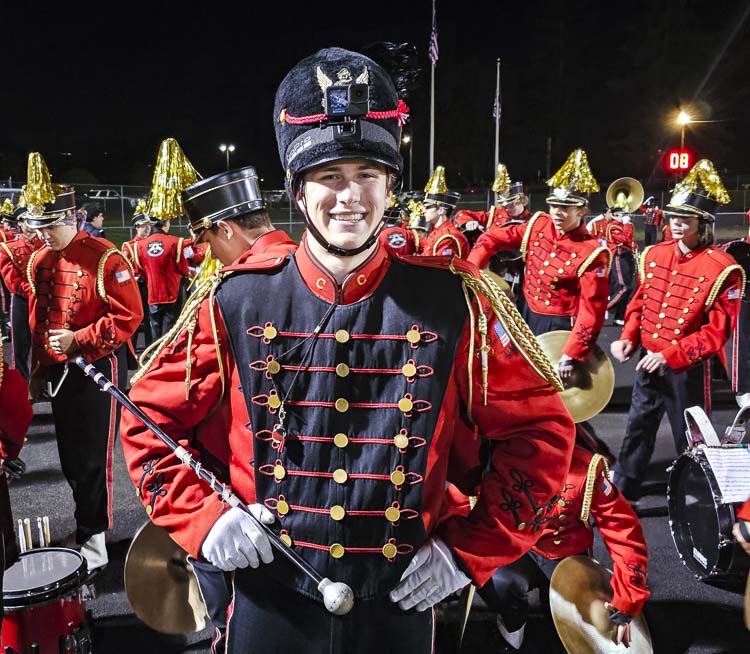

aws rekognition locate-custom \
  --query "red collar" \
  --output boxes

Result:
[293,233,390,304]
[249,230,296,255]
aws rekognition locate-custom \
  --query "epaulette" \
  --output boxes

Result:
[431,233,466,257]
[96,249,121,302]
[637,245,655,283]
[176,237,184,264]
[26,248,42,297]
[580,453,610,524]
[705,263,746,309]
[520,211,546,261]
[577,245,612,277]
[0,241,14,265]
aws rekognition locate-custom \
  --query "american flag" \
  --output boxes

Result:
[428,1,439,65]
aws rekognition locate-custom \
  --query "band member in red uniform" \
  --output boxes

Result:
[468,149,610,379]
[0,208,43,379]
[0,200,19,343]
[611,160,744,501]
[157,164,298,652]
[588,206,638,326]
[640,196,664,246]
[121,207,153,351]
[120,47,574,654]
[479,434,649,650]
[23,152,143,572]
[416,166,468,258]
[0,356,33,622]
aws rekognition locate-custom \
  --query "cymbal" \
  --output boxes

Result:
[124,520,209,635]
[549,555,653,654]
[536,330,615,423]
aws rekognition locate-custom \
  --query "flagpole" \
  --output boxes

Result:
[429,0,437,172]
[494,58,501,204]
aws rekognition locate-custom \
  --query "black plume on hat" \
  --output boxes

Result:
[273,47,408,190]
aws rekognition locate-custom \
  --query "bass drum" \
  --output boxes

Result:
[667,446,750,591]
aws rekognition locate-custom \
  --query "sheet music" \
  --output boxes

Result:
[702,447,750,504]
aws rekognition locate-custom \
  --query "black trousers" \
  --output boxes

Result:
[226,566,434,654]
[136,281,153,351]
[477,551,569,632]
[613,353,709,500]
[10,293,31,380]
[733,299,750,394]
[49,347,128,543]
[607,250,636,323]
[148,301,180,340]
[644,224,658,247]
[521,305,573,337]
[189,556,232,654]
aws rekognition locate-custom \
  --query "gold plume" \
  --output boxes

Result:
[25,153,57,207]
[145,138,201,220]
[133,198,148,215]
[1,198,13,215]
[491,163,511,194]
[424,165,448,194]
[546,149,600,194]
[673,159,730,205]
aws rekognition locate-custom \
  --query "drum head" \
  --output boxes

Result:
[3,548,86,609]
[667,451,750,589]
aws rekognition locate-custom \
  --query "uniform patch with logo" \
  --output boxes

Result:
[387,232,406,249]
[600,475,613,497]
[440,248,452,256]
[728,289,740,300]
[115,269,131,284]
[147,241,165,257]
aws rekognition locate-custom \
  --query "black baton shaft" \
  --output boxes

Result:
[74,356,324,585]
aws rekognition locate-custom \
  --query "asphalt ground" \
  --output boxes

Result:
[4,324,750,653]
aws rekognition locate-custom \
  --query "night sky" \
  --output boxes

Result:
[3,1,750,191]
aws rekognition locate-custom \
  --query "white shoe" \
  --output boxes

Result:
[80,532,108,572]
[736,393,750,409]
[497,614,525,650]
[614,319,625,326]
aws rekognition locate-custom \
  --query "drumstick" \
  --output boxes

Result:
[43,516,51,547]
[37,517,44,549]
[18,519,26,553]
[23,518,32,551]
[74,355,355,616]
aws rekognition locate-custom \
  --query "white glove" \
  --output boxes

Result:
[183,245,195,259]
[200,505,275,572]
[389,536,470,611]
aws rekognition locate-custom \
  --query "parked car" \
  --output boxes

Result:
[84,189,141,209]
[262,189,288,208]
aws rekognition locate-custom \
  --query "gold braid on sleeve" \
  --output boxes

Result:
[131,272,227,400]
[451,264,563,394]
[577,246,612,278]
[638,246,653,284]
[26,249,40,297]
[705,264,746,310]
[520,211,545,261]
[432,234,464,257]
[96,249,120,302]
[580,454,610,524]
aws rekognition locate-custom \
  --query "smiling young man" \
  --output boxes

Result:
[610,160,744,501]
[120,48,574,654]
[468,150,610,380]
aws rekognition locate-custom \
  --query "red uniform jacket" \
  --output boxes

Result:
[588,217,637,254]
[455,206,510,230]
[380,224,419,256]
[0,362,31,460]
[418,221,470,258]
[469,212,611,361]
[121,240,575,588]
[0,227,19,244]
[0,234,43,298]
[738,498,750,522]
[121,236,146,281]
[27,231,143,366]
[532,445,649,616]
[133,231,189,304]
[640,206,663,227]
[620,241,744,372]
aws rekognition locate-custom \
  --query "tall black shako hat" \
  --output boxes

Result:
[545,149,599,207]
[22,152,77,229]
[274,47,409,256]
[665,159,729,223]
[182,166,266,237]
[424,166,460,210]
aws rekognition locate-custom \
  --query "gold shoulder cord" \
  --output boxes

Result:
[577,245,612,278]
[26,249,40,297]
[520,211,545,261]
[119,247,136,276]
[0,352,4,389]
[705,264,746,311]
[96,248,120,302]
[131,273,227,407]
[176,237,184,264]
[638,246,653,284]
[0,242,14,266]
[450,264,563,422]
[580,453,610,524]
[432,234,464,258]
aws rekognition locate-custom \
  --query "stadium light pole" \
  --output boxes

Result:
[676,111,692,150]
[219,144,236,170]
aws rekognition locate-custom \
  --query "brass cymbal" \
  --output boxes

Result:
[124,520,209,635]
[550,555,653,654]
[536,330,615,423]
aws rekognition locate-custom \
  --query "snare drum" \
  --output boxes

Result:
[2,547,92,654]
[667,446,750,591]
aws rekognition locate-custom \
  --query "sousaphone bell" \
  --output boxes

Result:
[605,177,644,214]
[536,330,615,423]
